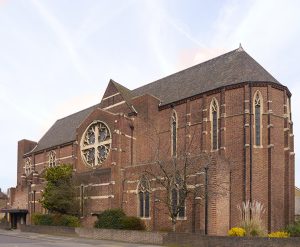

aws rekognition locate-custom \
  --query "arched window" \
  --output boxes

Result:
[48,151,56,168]
[171,111,177,156]
[210,98,219,150]
[254,91,262,146]
[25,157,32,176]
[138,175,150,218]
[171,172,185,219]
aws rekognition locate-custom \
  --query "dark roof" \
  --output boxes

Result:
[132,47,280,105]
[29,104,100,153]
[110,79,136,112]
[0,209,28,213]
[27,47,282,154]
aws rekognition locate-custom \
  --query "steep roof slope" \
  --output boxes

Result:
[30,104,100,153]
[27,47,282,154]
[133,47,280,105]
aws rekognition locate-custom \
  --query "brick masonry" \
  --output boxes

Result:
[20,224,300,247]
[9,80,294,234]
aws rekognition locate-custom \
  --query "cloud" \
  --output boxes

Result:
[30,0,88,80]
[76,1,135,46]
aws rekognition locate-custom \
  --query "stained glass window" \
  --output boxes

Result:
[81,121,111,167]
[171,112,177,156]
[254,92,262,146]
[138,176,150,218]
[171,173,185,219]
[25,157,32,175]
[48,151,56,168]
[211,99,219,150]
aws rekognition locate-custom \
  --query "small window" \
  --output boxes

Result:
[138,176,151,218]
[25,157,32,176]
[210,98,219,150]
[254,91,262,146]
[171,111,177,156]
[48,151,56,168]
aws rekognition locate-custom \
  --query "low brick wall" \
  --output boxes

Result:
[20,224,77,237]
[0,222,10,230]
[76,227,166,245]
[163,233,300,247]
[20,225,300,247]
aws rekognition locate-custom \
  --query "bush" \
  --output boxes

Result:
[237,200,266,236]
[32,213,80,227]
[268,231,290,238]
[53,214,80,227]
[228,227,246,237]
[32,213,53,225]
[121,216,145,230]
[94,209,125,229]
[285,221,300,237]
[94,209,145,230]
[0,217,7,223]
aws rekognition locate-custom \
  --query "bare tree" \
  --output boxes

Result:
[142,123,231,232]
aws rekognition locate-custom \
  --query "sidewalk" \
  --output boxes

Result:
[0,229,162,247]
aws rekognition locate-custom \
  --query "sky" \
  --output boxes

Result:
[0,0,299,192]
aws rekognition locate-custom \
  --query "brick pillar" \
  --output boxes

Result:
[220,88,226,155]
[243,85,250,202]
[267,85,273,232]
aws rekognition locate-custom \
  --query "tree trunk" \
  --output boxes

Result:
[172,218,176,232]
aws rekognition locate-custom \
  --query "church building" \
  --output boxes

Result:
[7,46,294,234]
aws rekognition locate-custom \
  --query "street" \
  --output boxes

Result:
[0,230,162,247]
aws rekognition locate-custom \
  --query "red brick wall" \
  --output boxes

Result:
[12,82,294,235]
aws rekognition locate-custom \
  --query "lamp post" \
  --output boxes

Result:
[33,190,36,213]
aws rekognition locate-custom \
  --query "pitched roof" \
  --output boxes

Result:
[27,47,283,154]
[29,104,100,153]
[110,79,136,112]
[132,47,280,106]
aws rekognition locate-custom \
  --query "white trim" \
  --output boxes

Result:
[102,92,120,101]
[60,155,73,160]
[103,100,126,110]
[127,180,139,184]
[84,195,114,200]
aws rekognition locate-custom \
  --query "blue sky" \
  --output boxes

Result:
[0,0,299,191]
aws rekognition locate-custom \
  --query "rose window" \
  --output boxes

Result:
[81,121,111,167]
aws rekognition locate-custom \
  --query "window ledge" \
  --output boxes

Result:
[176,217,187,221]
[140,217,151,220]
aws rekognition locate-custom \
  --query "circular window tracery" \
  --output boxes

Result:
[81,121,112,167]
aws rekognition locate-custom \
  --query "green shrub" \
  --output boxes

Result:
[268,231,290,238]
[121,216,145,230]
[285,221,300,237]
[94,209,126,229]
[32,213,53,225]
[228,227,246,237]
[0,217,7,223]
[31,213,80,227]
[94,209,145,230]
[60,214,80,227]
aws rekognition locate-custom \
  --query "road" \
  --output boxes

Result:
[0,229,162,247]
